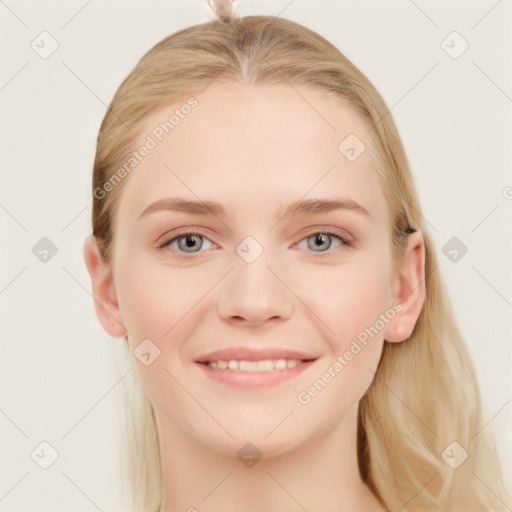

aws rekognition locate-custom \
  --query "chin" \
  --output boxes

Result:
[198,427,305,462]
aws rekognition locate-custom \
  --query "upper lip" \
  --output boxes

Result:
[195,347,319,363]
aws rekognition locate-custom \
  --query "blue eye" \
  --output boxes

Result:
[304,231,351,254]
[160,232,214,253]
[158,229,353,257]
[299,231,353,258]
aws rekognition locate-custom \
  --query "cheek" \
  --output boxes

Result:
[114,253,209,340]
[293,254,392,348]
[293,260,392,421]
[114,256,211,398]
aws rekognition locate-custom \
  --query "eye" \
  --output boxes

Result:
[157,228,354,257]
[296,230,354,258]
[158,230,215,254]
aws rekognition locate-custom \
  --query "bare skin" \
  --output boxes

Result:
[84,82,424,512]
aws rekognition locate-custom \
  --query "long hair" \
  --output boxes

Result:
[91,15,510,511]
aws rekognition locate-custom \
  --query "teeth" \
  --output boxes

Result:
[205,359,304,371]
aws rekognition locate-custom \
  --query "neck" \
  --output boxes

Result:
[156,404,385,512]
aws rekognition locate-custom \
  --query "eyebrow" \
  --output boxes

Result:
[138,197,373,220]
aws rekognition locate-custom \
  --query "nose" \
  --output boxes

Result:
[216,254,294,326]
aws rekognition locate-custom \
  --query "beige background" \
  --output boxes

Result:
[1,0,511,510]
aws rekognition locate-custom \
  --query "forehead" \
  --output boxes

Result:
[115,82,387,224]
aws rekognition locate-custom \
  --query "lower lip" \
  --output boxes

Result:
[195,360,317,388]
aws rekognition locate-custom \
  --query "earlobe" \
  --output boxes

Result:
[383,230,426,343]
[83,235,127,338]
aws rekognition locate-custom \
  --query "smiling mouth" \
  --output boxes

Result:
[198,358,317,371]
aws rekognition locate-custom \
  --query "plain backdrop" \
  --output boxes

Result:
[1,1,511,510]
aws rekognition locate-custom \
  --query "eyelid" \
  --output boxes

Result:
[299,225,354,243]
[155,227,217,248]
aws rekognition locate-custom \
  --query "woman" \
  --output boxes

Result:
[84,15,509,511]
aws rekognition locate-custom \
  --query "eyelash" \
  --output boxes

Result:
[157,228,354,259]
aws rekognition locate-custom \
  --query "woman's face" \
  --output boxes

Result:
[106,82,410,456]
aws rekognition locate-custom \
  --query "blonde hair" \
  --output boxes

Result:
[91,15,510,511]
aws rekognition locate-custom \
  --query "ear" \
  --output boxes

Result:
[83,235,127,338]
[383,230,426,343]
